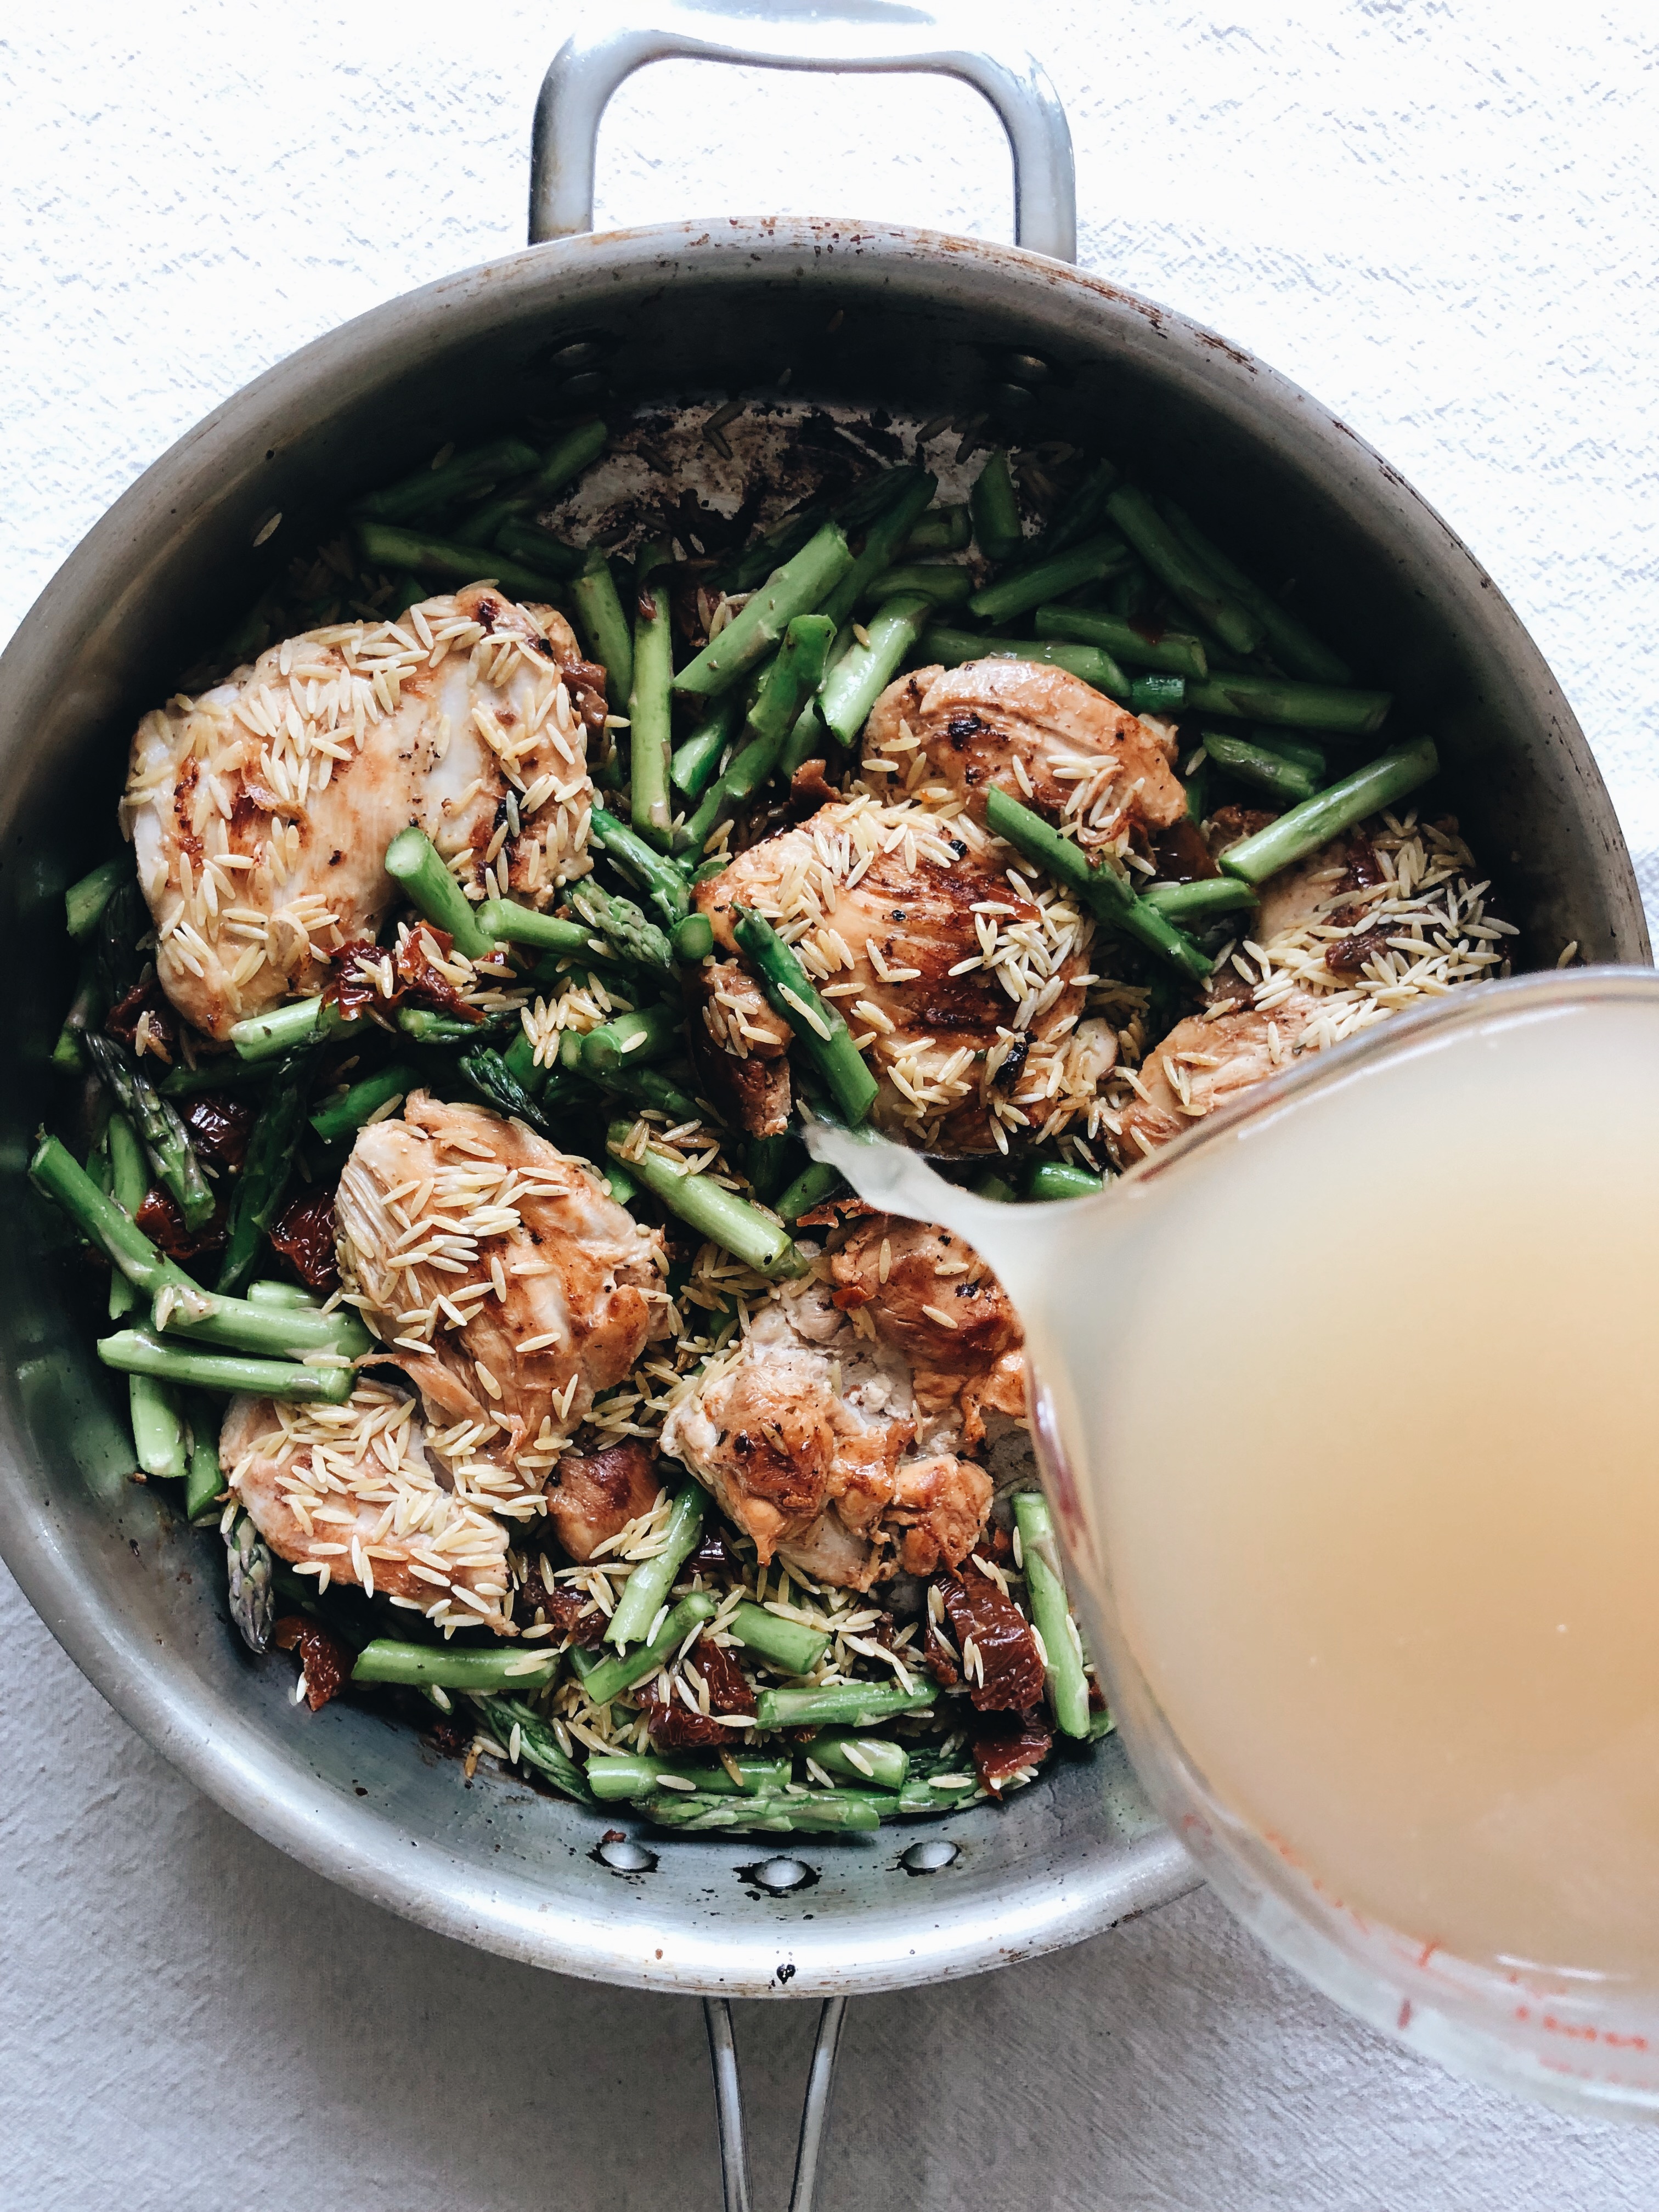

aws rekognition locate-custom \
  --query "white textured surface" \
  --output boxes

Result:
[5,3,1659,2203]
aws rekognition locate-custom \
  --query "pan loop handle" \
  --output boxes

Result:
[529,0,1076,263]
[703,1994,850,2212]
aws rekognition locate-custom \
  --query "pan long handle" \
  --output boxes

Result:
[703,1994,850,2212]
[529,1,1076,263]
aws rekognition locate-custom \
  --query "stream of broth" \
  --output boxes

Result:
[815,990,1659,1985]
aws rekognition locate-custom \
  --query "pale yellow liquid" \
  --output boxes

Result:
[814,987,1659,1987]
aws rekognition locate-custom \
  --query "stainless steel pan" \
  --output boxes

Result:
[0,6,1645,2200]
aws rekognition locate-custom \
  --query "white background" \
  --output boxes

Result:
[5,3,1659,2204]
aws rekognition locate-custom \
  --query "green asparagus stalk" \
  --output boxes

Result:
[65,857,130,941]
[99,1329,354,1403]
[131,1376,188,1481]
[50,949,101,1071]
[1249,726,1331,778]
[1219,737,1441,885]
[398,1006,488,1045]
[708,613,836,815]
[354,520,572,605]
[984,786,1214,985]
[385,826,495,961]
[604,1482,706,1647]
[229,996,340,1061]
[30,1133,194,1300]
[581,1002,681,1077]
[922,628,1129,701]
[901,503,970,554]
[606,1120,802,1277]
[356,437,541,524]
[106,1111,147,1322]
[246,1280,321,1308]
[459,1045,551,1132]
[671,697,740,802]
[707,500,830,597]
[155,1285,369,1361]
[1035,602,1209,678]
[585,1060,705,1124]
[351,1640,561,1692]
[567,882,676,973]
[82,1032,215,1231]
[673,522,853,700]
[774,1160,845,1224]
[820,472,938,628]
[1131,674,1187,716]
[628,539,675,841]
[522,417,608,503]
[1105,486,1265,657]
[865,563,973,607]
[754,1682,935,1730]
[226,1510,275,1654]
[216,1074,307,1295]
[1202,730,1320,806]
[1140,877,1258,925]
[1184,670,1391,736]
[184,1392,224,1521]
[476,899,599,962]
[571,550,633,706]
[577,1592,719,1705]
[589,805,691,927]
[1025,1161,1103,1202]
[310,1062,420,1145]
[673,914,715,963]
[466,1693,594,1801]
[723,1601,830,1677]
[969,449,1024,562]
[1161,499,1353,684]
[804,1730,910,1791]
[586,1752,788,1801]
[819,592,933,748]
[639,1790,883,1834]
[1012,456,1120,567]
[967,531,1130,625]
[488,516,585,574]
[731,906,878,1124]
[1012,1490,1091,1738]
[1185,757,1210,823]
[451,492,535,549]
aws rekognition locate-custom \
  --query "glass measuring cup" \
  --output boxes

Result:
[810,967,1659,2118]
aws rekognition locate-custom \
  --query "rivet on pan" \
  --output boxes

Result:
[598,1837,657,1874]
[558,370,610,405]
[752,1856,813,1893]
[902,1840,959,1875]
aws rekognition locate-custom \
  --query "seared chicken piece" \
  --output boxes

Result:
[660,1277,996,1590]
[695,958,795,1137]
[695,797,1110,1152]
[123,585,595,1040]
[336,1092,668,1514]
[830,1215,1027,1449]
[222,1380,512,1634]
[547,1441,663,1562]
[1114,988,1327,1161]
[865,659,1186,845]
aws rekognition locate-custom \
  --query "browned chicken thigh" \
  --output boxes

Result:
[123,585,595,1039]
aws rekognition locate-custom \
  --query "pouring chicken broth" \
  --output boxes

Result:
[36,400,1528,1838]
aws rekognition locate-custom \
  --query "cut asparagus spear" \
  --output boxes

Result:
[754,1682,935,1730]
[819,472,938,629]
[605,1482,707,1647]
[465,1693,594,1801]
[99,1330,354,1403]
[385,826,495,961]
[1012,456,1120,568]
[1012,1491,1091,1737]
[922,627,1128,701]
[351,1640,561,1692]
[216,1074,307,1295]
[804,1730,910,1791]
[567,881,676,973]
[723,1601,830,1676]
[731,905,879,1124]
[774,1160,845,1224]
[1202,730,1320,806]
[865,562,973,607]
[629,539,675,842]
[1160,498,1353,684]
[65,857,130,941]
[489,516,585,575]
[83,1032,215,1231]
[184,1392,225,1522]
[311,1062,420,1145]
[229,996,340,1061]
[30,1133,194,1300]
[581,1002,682,1077]
[673,521,853,699]
[355,520,571,605]
[154,1285,369,1361]
[577,1593,719,1705]
[1034,602,1209,678]
[522,417,608,503]
[355,437,540,524]
[1105,486,1265,657]
[589,805,691,927]
[969,449,1023,562]
[474,900,597,962]
[671,697,740,802]
[984,787,1213,985]
[1140,877,1259,925]
[226,1510,275,1654]
[131,1375,188,1481]
[967,531,1130,625]
[638,1790,882,1833]
[571,550,633,706]
[819,592,933,749]
[586,1752,788,1801]
[902,503,970,554]
[606,1120,802,1277]
[693,614,836,830]
[1184,671,1391,736]
[673,914,715,962]
[1219,738,1440,885]
[1025,1161,1103,1202]
[105,1111,147,1323]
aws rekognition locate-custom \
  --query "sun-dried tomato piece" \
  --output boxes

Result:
[1152,816,1220,883]
[396,924,479,1023]
[1324,927,1390,975]
[560,657,610,740]
[326,937,396,1022]
[513,1565,606,1647]
[267,1183,340,1293]
[687,1523,742,1579]
[180,1091,257,1173]
[969,1707,1054,1797]
[272,1615,350,1711]
[924,1620,961,1690]
[136,1185,227,1260]
[936,1562,1045,1714]
[105,979,179,1062]
[641,1629,755,1748]
[694,1634,757,1719]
